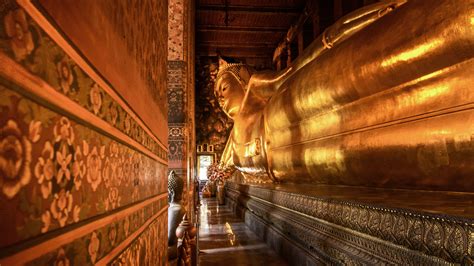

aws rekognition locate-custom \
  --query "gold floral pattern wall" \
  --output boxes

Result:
[0,1,168,265]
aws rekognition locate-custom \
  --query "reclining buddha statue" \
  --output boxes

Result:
[215,0,474,191]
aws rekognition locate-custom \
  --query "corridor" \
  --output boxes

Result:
[198,198,288,266]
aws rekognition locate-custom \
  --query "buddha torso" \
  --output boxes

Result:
[229,106,271,181]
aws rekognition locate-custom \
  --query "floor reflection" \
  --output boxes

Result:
[198,198,288,266]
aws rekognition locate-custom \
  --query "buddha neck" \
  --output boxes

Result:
[169,200,182,206]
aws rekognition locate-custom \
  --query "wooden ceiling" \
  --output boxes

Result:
[196,0,306,62]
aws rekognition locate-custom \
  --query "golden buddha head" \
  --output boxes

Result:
[214,57,252,118]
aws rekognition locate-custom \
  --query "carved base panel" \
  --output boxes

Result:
[227,196,327,265]
[225,182,474,265]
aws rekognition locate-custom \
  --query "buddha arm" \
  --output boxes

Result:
[220,134,234,168]
[246,0,406,100]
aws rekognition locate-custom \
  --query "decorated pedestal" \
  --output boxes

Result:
[225,181,474,265]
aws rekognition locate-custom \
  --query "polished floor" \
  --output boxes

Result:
[198,197,288,266]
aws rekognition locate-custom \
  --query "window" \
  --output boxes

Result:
[198,155,214,181]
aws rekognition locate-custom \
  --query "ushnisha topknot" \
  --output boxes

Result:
[168,170,184,202]
[217,57,252,86]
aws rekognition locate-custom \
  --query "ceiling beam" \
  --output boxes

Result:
[197,50,272,58]
[197,45,273,56]
[272,0,318,63]
[197,5,301,15]
[197,40,277,47]
[197,48,273,54]
[197,28,285,35]
[197,25,288,33]
[197,43,275,49]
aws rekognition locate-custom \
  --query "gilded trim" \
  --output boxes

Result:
[0,193,167,265]
[16,0,168,159]
[0,51,167,165]
[95,207,167,265]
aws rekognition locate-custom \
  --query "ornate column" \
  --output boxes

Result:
[168,0,196,222]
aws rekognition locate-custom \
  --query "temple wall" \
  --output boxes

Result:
[168,0,187,173]
[0,0,168,264]
[168,0,196,220]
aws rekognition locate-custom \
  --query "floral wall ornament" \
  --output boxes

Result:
[110,142,119,157]
[89,83,103,115]
[115,162,124,187]
[88,231,100,264]
[85,144,104,192]
[102,158,113,189]
[54,248,70,266]
[50,189,73,227]
[3,9,34,61]
[71,145,85,191]
[35,141,54,199]
[105,187,121,211]
[53,117,75,145]
[72,205,80,223]
[124,115,132,134]
[40,210,51,233]
[124,216,130,236]
[29,120,42,143]
[122,152,132,185]
[108,223,118,246]
[56,144,72,185]
[56,58,75,94]
[0,119,32,199]
[107,103,120,126]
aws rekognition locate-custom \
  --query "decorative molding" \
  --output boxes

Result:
[0,194,167,265]
[93,0,169,116]
[96,206,167,265]
[110,213,168,265]
[169,139,186,162]
[226,182,474,264]
[168,60,186,68]
[16,0,168,159]
[168,61,187,124]
[168,0,184,61]
[0,86,167,247]
[169,124,186,139]
[0,51,167,165]
[0,2,169,266]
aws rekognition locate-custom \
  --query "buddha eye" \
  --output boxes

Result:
[222,86,227,92]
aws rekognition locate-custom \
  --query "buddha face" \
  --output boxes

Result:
[215,72,245,118]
